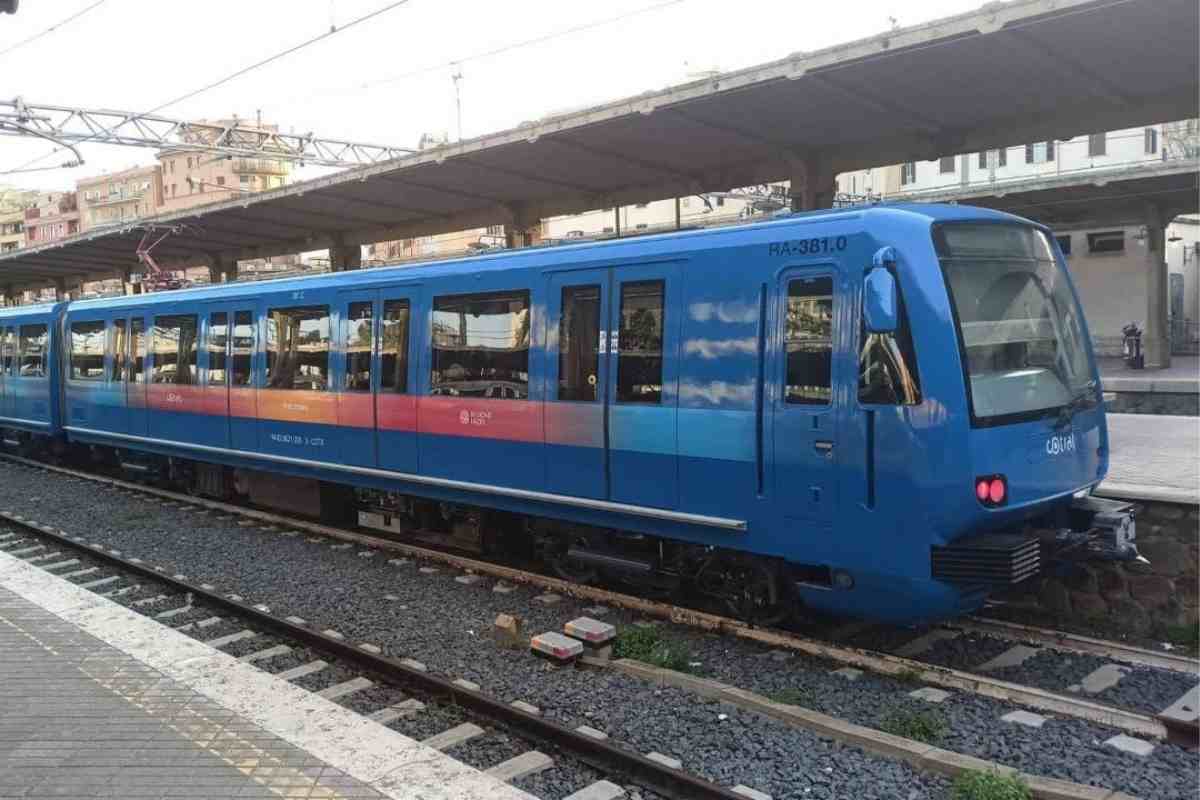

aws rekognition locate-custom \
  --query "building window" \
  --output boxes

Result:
[1056,234,1072,257]
[152,315,199,384]
[344,302,372,391]
[997,148,1007,167]
[70,321,106,381]
[1087,231,1125,254]
[900,162,916,185]
[486,225,503,236]
[938,156,955,174]
[1145,128,1158,154]
[431,291,529,399]
[266,306,330,390]
[978,151,988,169]
[240,176,250,186]
[380,300,410,393]
[558,285,601,402]
[18,324,48,378]
[187,157,193,169]
[1087,133,1107,157]
[170,160,175,174]
[171,184,177,197]
[1025,141,1055,163]
[616,281,664,404]
[784,276,833,405]
[216,176,225,186]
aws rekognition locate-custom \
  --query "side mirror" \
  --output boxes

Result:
[863,263,898,334]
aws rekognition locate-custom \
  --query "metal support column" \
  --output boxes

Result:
[328,236,362,272]
[1143,203,1171,369]
[675,197,681,229]
[614,207,621,238]
[789,157,836,212]
[54,279,66,302]
[2,284,12,307]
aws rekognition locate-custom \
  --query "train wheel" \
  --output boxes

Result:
[547,531,600,584]
[699,555,790,627]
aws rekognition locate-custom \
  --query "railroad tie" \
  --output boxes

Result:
[421,723,484,751]
[485,751,553,783]
[154,604,193,620]
[315,677,373,701]
[98,583,139,598]
[976,644,1040,671]
[205,630,258,649]
[564,781,626,800]
[58,567,99,580]
[38,559,80,572]
[893,628,958,657]
[369,699,425,725]
[238,644,292,664]
[276,660,327,681]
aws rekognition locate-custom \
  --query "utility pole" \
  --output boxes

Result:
[451,67,463,142]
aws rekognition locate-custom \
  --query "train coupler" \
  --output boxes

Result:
[1065,494,1146,564]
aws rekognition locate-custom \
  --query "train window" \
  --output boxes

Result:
[345,302,373,392]
[208,312,228,386]
[109,320,126,382]
[380,299,410,393]
[616,281,664,404]
[559,285,601,402]
[1,327,14,376]
[431,291,529,399]
[130,318,146,384]
[230,311,253,387]
[859,283,921,405]
[19,325,48,378]
[70,321,107,382]
[151,315,199,385]
[784,277,833,404]
[266,306,329,391]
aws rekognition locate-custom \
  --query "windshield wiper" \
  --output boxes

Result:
[1056,379,1098,429]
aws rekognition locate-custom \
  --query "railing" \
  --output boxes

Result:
[86,190,145,207]
[232,158,289,175]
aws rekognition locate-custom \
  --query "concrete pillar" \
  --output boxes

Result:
[54,279,67,302]
[503,205,537,249]
[2,285,12,307]
[329,236,362,272]
[207,253,237,284]
[1143,203,1171,369]
[789,157,836,212]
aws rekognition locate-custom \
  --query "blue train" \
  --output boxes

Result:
[0,203,1139,623]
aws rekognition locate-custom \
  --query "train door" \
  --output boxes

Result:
[545,269,610,499]
[337,290,377,468]
[125,314,149,437]
[608,263,680,509]
[772,268,840,525]
[228,307,257,452]
[203,306,232,448]
[0,326,11,422]
[375,288,418,474]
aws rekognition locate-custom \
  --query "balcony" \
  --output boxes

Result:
[232,158,289,175]
[87,190,146,208]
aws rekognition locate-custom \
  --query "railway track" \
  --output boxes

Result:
[0,512,750,800]
[1,452,1197,798]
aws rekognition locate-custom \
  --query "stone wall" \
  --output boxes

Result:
[1104,392,1200,416]
[1008,501,1199,637]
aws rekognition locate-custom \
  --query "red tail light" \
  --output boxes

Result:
[975,475,1007,507]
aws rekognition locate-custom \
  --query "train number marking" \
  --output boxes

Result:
[459,410,491,427]
[1045,433,1076,456]
[769,236,847,257]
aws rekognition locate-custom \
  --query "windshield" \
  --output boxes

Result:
[935,223,1093,425]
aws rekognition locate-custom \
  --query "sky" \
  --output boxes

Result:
[0,0,985,191]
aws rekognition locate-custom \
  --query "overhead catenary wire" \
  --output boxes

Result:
[0,0,111,60]
[5,0,413,175]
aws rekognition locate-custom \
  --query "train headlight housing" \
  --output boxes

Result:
[975,475,1007,507]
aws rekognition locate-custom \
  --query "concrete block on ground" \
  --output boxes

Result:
[321,629,345,640]
[285,616,307,625]
[645,752,682,769]
[492,581,518,594]
[358,643,381,654]
[909,687,952,703]
[575,725,609,740]
[832,667,863,681]
[453,678,480,691]
[564,616,616,646]
[1077,664,1130,694]
[1104,734,1155,757]
[564,780,626,800]
[531,631,583,662]
[485,751,553,782]
[1159,684,1199,727]
[455,574,482,585]
[510,700,540,715]
[422,722,485,751]
[399,657,427,671]
[253,603,271,613]
[495,613,523,641]
[1001,710,1047,728]
[977,644,1041,672]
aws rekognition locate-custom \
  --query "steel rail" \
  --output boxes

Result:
[0,508,745,800]
[0,453,1175,740]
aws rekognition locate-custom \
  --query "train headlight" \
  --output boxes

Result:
[975,475,1007,507]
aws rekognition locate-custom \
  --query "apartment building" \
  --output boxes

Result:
[157,119,291,213]
[0,209,23,252]
[24,191,80,246]
[78,165,165,231]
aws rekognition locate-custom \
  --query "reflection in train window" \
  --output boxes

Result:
[0,327,12,376]
[785,277,833,404]
[431,291,529,399]
[380,300,410,393]
[208,312,228,386]
[19,324,48,379]
[109,320,126,382]
[345,302,373,392]
[152,315,199,385]
[70,320,107,382]
[231,311,253,387]
[558,285,600,402]
[266,306,330,391]
[616,281,664,403]
[130,318,146,384]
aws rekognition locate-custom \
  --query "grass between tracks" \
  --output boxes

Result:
[613,625,697,673]
[950,770,1031,800]
[878,708,948,744]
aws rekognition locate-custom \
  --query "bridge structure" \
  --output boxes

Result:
[0,0,1196,366]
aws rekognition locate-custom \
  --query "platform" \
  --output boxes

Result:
[1100,413,1199,505]
[1099,356,1199,395]
[0,546,534,799]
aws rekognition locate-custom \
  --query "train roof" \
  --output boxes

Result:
[64,202,1031,313]
[0,301,67,320]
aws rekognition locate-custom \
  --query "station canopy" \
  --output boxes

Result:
[2,0,1197,288]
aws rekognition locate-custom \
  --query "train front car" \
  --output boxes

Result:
[812,205,1134,624]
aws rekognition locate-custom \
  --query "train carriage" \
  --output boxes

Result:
[7,202,1138,623]
[0,302,65,447]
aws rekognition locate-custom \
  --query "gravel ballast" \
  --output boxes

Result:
[1,461,1196,799]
